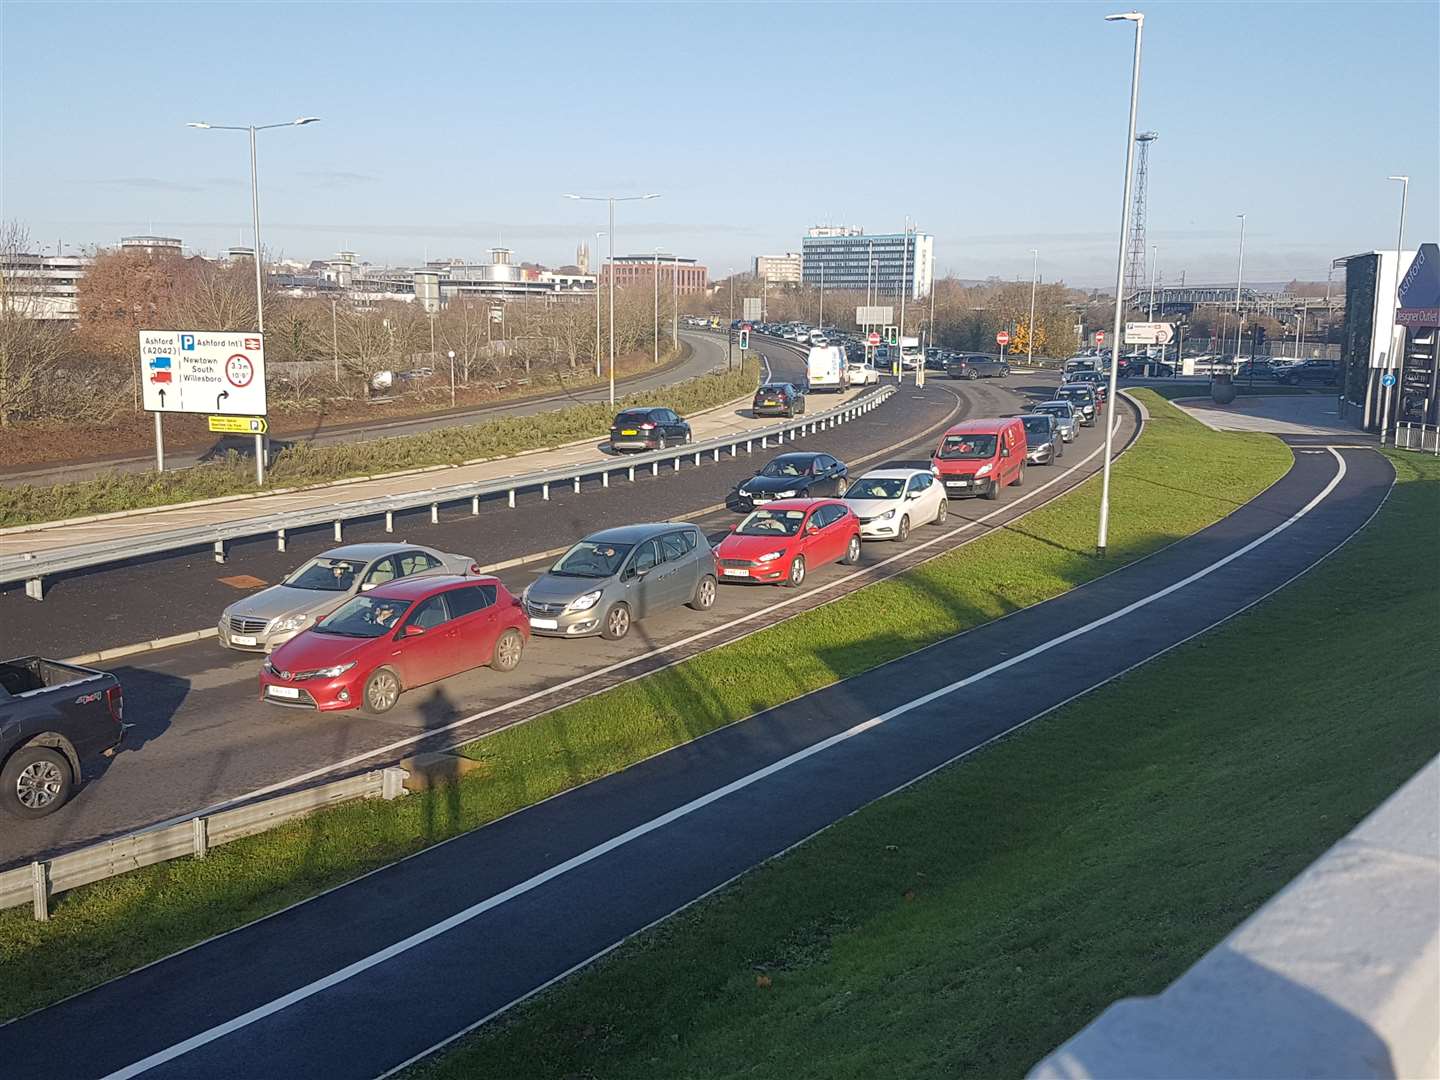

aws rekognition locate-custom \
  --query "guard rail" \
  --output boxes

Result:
[3,385,896,599]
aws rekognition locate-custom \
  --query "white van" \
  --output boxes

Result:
[806,345,847,393]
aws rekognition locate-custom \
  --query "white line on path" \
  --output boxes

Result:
[99,448,1346,1080]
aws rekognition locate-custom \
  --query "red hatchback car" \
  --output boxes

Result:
[714,498,862,587]
[259,575,528,715]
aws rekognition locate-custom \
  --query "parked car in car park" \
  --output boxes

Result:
[715,499,862,587]
[609,407,691,452]
[219,543,477,653]
[930,417,1027,500]
[730,451,849,511]
[1,657,124,818]
[522,523,716,641]
[947,354,1011,380]
[843,469,948,541]
[1274,359,1339,386]
[1021,413,1064,465]
[1055,384,1099,424]
[752,382,806,417]
[1031,400,1080,442]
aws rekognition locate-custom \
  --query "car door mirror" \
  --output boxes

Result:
[403,623,426,637]
[360,582,376,592]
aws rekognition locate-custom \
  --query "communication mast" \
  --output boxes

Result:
[1125,131,1158,302]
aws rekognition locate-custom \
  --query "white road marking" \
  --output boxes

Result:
[101,449,1345,1080]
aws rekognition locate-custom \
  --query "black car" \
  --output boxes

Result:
[1020,413,1063,465]
[1121,358,1175,378]
[1274,359,1339,386]
[730,451,849,511]
[609,407,691,452]
[753,382,806,418]
[1,657,124,818]
[946,355,1010,380]
[1055,384,1098,424]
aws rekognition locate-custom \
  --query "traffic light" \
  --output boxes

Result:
[1254,326,1266,349]
[738,328,750,351]
[883,325,899,346]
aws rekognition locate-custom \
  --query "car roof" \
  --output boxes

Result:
[749,498,845,511]
[581,522,698,544]
[767,451,822,463]
[318,542,430,561]
[942,418,1016,435]
[1035,400,1074,410]
[368,573,496,601]
[615,406,663,415]
[854,467,928,480]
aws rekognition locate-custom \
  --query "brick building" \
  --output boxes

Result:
[600,255,708,294]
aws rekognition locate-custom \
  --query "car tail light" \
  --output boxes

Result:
[469,562,482,574]
[640,422,655,429]
[105,685,124,722]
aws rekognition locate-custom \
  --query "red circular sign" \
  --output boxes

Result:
[226,354,255,388]
[1096,331,1106,344]
[995,331,1011,346]
[867,331,881,346]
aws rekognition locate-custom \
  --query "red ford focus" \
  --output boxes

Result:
[714,498,862,587]
[258,574,528,714]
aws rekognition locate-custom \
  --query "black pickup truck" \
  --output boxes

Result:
[0,657,124,818]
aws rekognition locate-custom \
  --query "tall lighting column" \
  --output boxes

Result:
[1027,248,1039,365]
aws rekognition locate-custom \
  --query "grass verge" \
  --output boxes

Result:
[0,392,1289,1020]
[0,354,755,528]
[410,450,1438,1080]
[1139,381,1329,402]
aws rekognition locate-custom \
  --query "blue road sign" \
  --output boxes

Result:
[180,333,196,350]
[1381,372,1397,387]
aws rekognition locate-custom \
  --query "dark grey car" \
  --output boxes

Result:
[522,522,718,640]
[1021,413,1063,465]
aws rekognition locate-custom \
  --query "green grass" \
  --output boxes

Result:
[0,356,758,528]
[410,450,1439,1080]
[0,392,1289,1021]
[1141,381,1328,402]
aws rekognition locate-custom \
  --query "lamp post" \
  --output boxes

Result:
[672,254,679,352]
[331,297,339,382]
[1233,212,1246,363]
[187,116,319,485]
[593,230,606,378]
[447,350,456,407]
[1027,248,1039,365]
[564,192,661,405]
[653,248,661,365]
[1383,174,1409,443]
[728,267,735,371]
[1096,11,1143,558]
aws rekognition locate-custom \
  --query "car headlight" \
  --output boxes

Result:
[271,613,309,633]
[567,589,603,612]
[878,509,896,521]
[756,550,786,563]
[774,490,797,499]
[313,661,357,679]
[976,463,993,477]
[930,464,940,476]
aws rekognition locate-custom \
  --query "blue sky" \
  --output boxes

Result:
[3,1,1436,286]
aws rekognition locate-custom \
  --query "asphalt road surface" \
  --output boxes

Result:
[0,440,1394,1080]
[0,356,1118,868]
[4,330,736,487]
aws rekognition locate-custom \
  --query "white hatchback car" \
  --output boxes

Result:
[847,362,881,386]
[843,468,948,542]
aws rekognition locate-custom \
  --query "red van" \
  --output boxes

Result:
[930,417,1027,500]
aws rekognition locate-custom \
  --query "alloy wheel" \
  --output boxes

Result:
[367,670,399,712]
[16,760,63,810]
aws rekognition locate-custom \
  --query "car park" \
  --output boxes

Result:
[752,382,806,417]
[1055,384,1098,424]
[219,543,476,653]
[946,354,1010,380]
[1,657,124,818]
[522,523,716,641]
[715,499,862,587]
[930,417,1027,500]
[843,469,948,541]
[259,574,528,715]
[1031,400,1080,442]
[1021,413,1063,465]
[609,407,691,452]
[731,451,849,511]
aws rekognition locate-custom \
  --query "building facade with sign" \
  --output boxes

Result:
[800,226,934,300]
[1334,247,1430,433]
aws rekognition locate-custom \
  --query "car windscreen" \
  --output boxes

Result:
[756,385,789,395]
[938,434,997,460]
[847,477,905,500]
[736,508,805,537]
[284,557,367,592]
[1022,416,1051,437]
[1036,403,1071,418]
[613,411,652,427]
[315,595,413,638]
[758,457,810,478]
[550,540,634,578]
[1057,387,1091,400]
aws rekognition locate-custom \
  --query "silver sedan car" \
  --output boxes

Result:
[1031,400,1080,443]
[218,542,475,652]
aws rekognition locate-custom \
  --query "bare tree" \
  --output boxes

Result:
[0,221,72,426]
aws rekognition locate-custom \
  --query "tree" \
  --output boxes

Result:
[0,222,70,426]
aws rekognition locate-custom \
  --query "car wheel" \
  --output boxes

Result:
[934,498,949,526]
[689,574,717,610]
[1001,365,1010,377]
[491,628,524,672]
[602,603,631,640]
[1011,465,1024,487]
[983,480,1000,501]
[363,668,402,715]
[968,369,981,380]
[842,534,862,565]
[897,514,911,542]
[785,555,806,588]
[1,746,74,819]
[656,435,667,451]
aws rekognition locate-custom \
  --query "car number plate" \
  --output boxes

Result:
[620,429,638,436]
[529,617,559,630]
[231,634,257,646]
[762,399,777,405]
[722,568,749,577]
[267,686,301,699]
[945,479,969,488]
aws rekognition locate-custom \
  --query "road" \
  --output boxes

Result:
[0,350,1122,868]
[3,330,736,487]
[0,437,1395,1080]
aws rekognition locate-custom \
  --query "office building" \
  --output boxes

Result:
[600,255,708,295]
[120,235,183,257]
[0,252,90,320]
[801,226,934,300]
[754,253,802,286]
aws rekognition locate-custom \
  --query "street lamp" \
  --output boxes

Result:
[1097,10,1144,558]
[672,252,679,352]
[1233,213,1247,362]
[1027,248,1039,366]
[1383,174,1409,443]
[447,350,456,407]
[653,247,661,365]
[187,116,320,485]
[593,230,606,379]
[564,192,661,405]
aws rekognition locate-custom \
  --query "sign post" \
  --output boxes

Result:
[154,412,165,473]
[996,329,1010,365]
